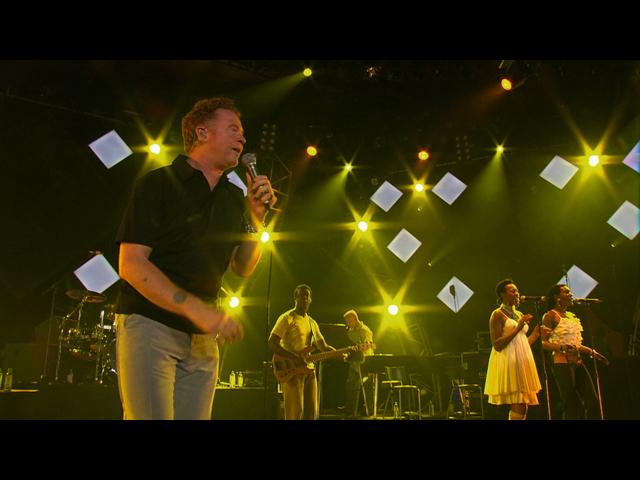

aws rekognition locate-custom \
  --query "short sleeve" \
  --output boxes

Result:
[270,311,291,339]
[310,318,325,344]
[116,172,164,248]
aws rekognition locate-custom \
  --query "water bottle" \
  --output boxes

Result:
[428,400,435,417]
[66,369,74,384]
[237,371,244,388]
[4,368,13,392]
[393,401,400,419]
[229,370,236,388]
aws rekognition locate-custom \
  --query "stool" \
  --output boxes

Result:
[447,381,484,419]
[381,366,422,420]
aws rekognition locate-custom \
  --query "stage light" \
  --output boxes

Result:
[73,254,120,294]
[345,163,353,172]
[306,146,318,157]
[260,231,271,243]
[88,130,133,169]
[149,143,161,155]
[303,68,313,77]
[540,155,579,190]
[418,150,429,161]
[365,65,381,79]
[387,305,399,316]
[607,201,639,240]
[497,145,504,154]
[259,123,277,152]
[437,277,474,313]
[557,265,598,298]
[228,296,240,308]
[370,181,403,212]
[414,183,425,193]
[498,60,528,92]
[357,221,369,232]
[387,229,422,263]
[588,155,600,167]
[432,172,467,205]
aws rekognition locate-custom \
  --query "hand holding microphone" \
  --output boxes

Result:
[241,153,278,216]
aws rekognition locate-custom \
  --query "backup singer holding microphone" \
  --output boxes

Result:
[115,97,276,419]
[484,279,544,420]
[542,284,608,420]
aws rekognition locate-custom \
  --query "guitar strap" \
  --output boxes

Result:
[307,315,316,348]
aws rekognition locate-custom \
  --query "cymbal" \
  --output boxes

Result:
[65,289,106,303]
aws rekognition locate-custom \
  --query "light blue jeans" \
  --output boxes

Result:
[115,313,219,420]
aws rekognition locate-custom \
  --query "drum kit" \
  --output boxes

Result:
[54,289,117,385]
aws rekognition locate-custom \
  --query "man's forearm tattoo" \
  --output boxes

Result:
[174,291,187,304]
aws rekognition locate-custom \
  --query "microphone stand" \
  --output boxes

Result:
[532,299,552,420]
[263,249,274,420]
[41,280,60,384]
[583,303,605,420]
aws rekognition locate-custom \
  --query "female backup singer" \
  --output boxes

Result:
[484,279,543,420]
[542,284,608,420]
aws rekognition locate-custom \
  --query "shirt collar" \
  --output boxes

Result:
[172,154,230,188]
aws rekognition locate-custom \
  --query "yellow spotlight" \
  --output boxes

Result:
[497,145,504,154]
[418,150,430,161]
[588,155,600,167]
[260,231,271,243]
[306,146,318,157]
[149,143,161,155]
[387,305,399,316]
[345,163,353,172]
[501,78,513,91]
[303,68,313,77]
[414,183,425,193]
[228,296,240,308]
[357,221,368,232]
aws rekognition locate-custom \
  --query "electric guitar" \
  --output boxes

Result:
[272,342,376,383]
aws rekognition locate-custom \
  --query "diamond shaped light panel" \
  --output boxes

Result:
[539,155,579,189]
[607,201,639,240]
[74,254,120,294]
[437,276,474,313]
[370,181,403,212]
[622,141,639,173]
[227,170,248,196]
[88,130,133,168]
[432,172,467,205]
[557,265,598,299]
[387,229,422,263]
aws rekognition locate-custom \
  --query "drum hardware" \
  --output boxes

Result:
[54,292,116,385]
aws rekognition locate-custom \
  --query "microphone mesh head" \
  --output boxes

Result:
[241,153,256,167]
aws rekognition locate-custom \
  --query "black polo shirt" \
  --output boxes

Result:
[116,155,248,333]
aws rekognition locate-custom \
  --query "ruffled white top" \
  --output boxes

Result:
[548,310,583,347]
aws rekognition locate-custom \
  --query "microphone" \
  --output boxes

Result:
[520,295,545,302]
[241,153,271,208]
[573,298,602,304]
[449,284,456,297]
[241,153,259,179]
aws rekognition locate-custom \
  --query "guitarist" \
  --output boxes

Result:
[268,284,336,420]
[341,309,375,417]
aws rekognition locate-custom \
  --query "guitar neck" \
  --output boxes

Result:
[307,347,355,362]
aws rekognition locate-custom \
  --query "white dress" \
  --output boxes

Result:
[484,307,542,405]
